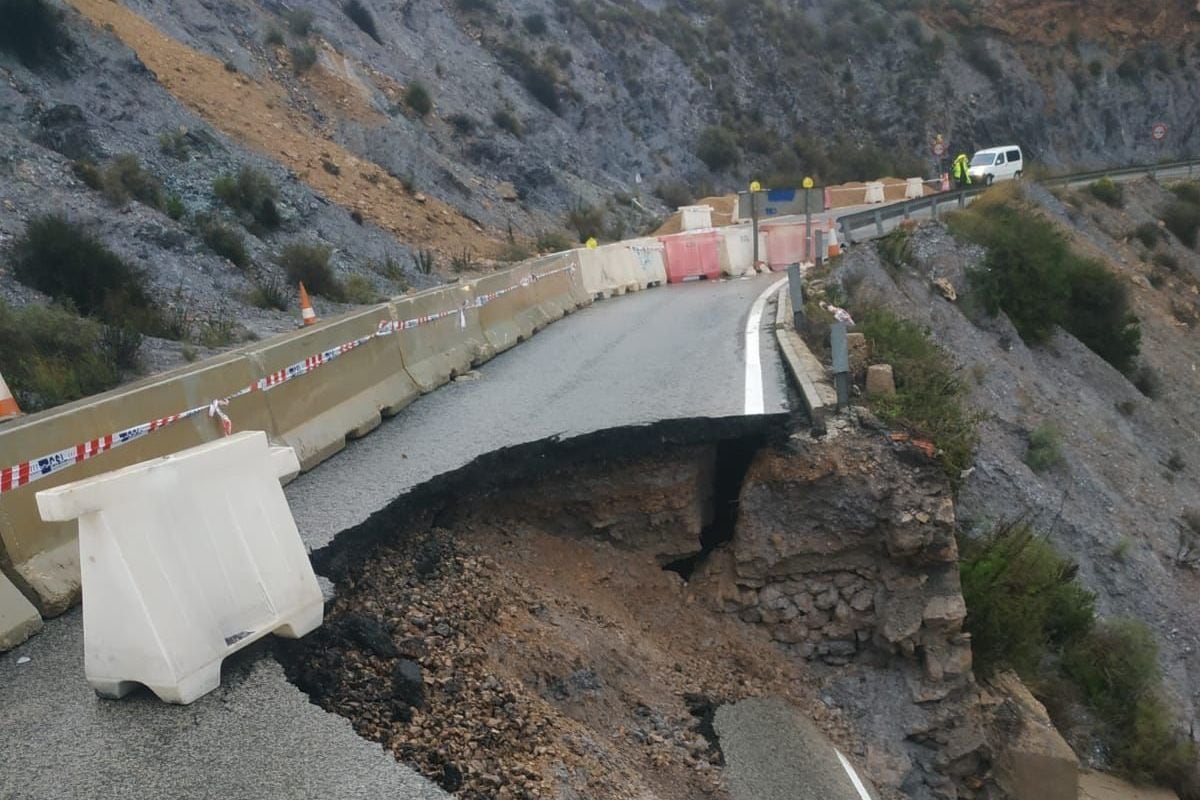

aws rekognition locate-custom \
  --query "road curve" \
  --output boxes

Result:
[287,272,792,551]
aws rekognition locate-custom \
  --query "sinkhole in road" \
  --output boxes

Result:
[276,413,801,799]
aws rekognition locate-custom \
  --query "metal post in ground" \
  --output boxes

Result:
[831,321,850,410]
[874,209,884,237]
[814,229,826,269]
[787,263,804,331]
[749,181,762,270]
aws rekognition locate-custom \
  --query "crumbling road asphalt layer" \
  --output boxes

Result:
[0,275,791,799]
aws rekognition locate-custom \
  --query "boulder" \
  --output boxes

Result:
[987,672,1078,800]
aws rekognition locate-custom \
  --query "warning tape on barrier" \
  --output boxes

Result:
[0,265,575,497]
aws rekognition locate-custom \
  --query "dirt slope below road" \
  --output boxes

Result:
[66,0,498,257]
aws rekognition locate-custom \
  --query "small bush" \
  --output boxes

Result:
[9,214,167,335]
[342,274,379,304]
[264,25,285,46]
[1133,222,1162,249]
[213,166,282,232]
[1154,251,1180,272]
[521,62,560,113]
[1172,182,1200,205]
[696,125,739,172]
[498,240,532,262]
[201,218,250,269]
[247,271,289,311]
[566,201,605,243]
[1167,451,1185,473]
[0,301,126,412]
[405,81,433,116]
[321,158,340,176]
[493,108,523,138]
[1025,422,1065,472]
[279,242,342,299]
[72,160,103,190]
[1163,199,1200,248]
[1087,177,1124,208]
[450,248,476,273]
[158,128,190,160]
[1132,365,1160,399]
[877,227,915,271]
[165,194,185,221]
[0,0,73,70]
[522,13,547,35]
[101,154,164,209]
[286,8,314,37]
[960,34,1003,82]
[411,248,435,275]
[858,308,982,479]
[447,113,476,136]
[960,520,1095,677]
[536,230,573,253]
[342,0,382,44]
[654,182,694,209]
[290,43,318,74]
[953,198,1141,374]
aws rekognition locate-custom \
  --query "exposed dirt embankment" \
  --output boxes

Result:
[65,0,498,256]
[277,416,1024,800]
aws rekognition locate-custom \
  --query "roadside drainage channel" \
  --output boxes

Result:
[272,413,794,797]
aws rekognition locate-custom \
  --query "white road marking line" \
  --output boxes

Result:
[744,276,789,415]
[835,749,874,800]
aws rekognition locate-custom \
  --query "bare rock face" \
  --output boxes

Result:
[983,672,1079,800]
[704,432,971,681]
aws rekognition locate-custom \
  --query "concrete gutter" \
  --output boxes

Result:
[772,285,836,435]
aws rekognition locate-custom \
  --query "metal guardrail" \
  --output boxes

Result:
[837,157,1200,245]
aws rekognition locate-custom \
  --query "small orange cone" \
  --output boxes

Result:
[299,282,317,327]
[0,371,22,422]
[826,219,842,258]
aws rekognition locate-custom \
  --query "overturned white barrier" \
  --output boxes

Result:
[36,431,322,705]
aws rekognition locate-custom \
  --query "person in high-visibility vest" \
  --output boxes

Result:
[952,153,972,189]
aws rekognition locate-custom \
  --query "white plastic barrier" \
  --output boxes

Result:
[622,238,667,288]
[718,225,757,277]
[577,244,638,298]
[905,177,925,199]
[36,431,322,705]
[680,205,714,231]
[865,182,886,204]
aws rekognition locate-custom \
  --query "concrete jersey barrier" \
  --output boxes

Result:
[0,352,275,615]
[473,263,547,355]
[245,302,416,471]
[391,284,488,392]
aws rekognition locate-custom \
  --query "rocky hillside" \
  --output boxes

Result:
[1,0,1199,406]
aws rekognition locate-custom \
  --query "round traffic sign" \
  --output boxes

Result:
[932,140,947,157]
[1152,122,1169,142]
[802,177,815,189]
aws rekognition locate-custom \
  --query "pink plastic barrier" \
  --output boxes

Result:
[761,221,811,271]
[660,231,721,283]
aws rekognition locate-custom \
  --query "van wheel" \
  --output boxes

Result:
[985,175,995,186]
[1015,171,1023,181]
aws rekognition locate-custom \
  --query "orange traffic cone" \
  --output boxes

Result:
[299,282,317,327]
[826,219,842,258]
[0,371,21,422]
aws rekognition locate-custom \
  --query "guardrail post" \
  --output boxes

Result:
[814,229,826,268]
[831,321,850,410]
[874,209,884,237]
[957,191,966,208]
[787,264,805,330]
[841,219,855,246]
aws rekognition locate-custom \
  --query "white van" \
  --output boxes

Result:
[968,146,1025,185]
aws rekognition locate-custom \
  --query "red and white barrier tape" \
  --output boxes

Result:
[0,265,575,497]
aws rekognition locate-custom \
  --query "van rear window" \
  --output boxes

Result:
[1007,150,1022,162]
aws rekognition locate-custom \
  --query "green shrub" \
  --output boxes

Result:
[247,271,289,311]
[493,108,523,138]
[1163,199,1200,248]
[0,301,129,411]
[286,8,314,37]
[158,128,190,160]
[535,230,573,253]
[279,242,342,299]
[877,227,914,271]
[72,160,103,190]
[959,520,1095,678]
[410,248,435,275]
[165,194,186,221]
[1087,177,1124,208]
[290,43,318,73]
[213,166,282,232]
[450,247,476,273]
[857,308,982,479]
[9,214,169,335]
[447,113,476,136]
[1172,182,1200,205]
[342,274,379,304]
[405,81,433,116]
[264,25,285,46]
[521,62,560,113]
[101,154,164,210]
[1132,364,1160,399]
[952,199,1141,374]
[1025,422,1065,472]
[565,201,605,243]
[696,125,739,172]
[201,218,250,269]
[522,12,547,35]
[1134,222,1162,248]
[342,0,382,44]
[654,182,694,209]
[0,0,72,70]
[1154,251,1180,273]
[498,240,532,262]
[1064,620,1195,785]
